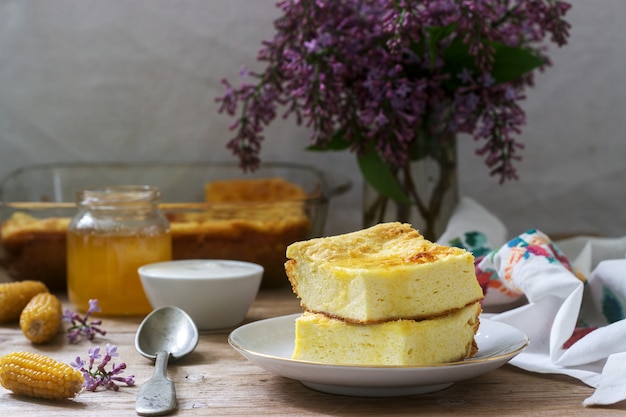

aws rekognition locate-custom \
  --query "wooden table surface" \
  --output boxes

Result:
[1,273,626,416]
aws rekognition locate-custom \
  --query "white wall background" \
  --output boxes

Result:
[0,0,624,238]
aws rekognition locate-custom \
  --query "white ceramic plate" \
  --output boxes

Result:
[228,314,529,397]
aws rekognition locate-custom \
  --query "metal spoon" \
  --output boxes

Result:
[135,306,199,416]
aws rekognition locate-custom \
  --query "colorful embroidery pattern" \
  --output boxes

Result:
[505,229,583,278]
[450,231,529,298]
[474,256,493,296]
[449,229,585,302]
[563,327,597,349]
[563,282,625,349]
[452,229,626,352]
[602,285,624,324]
[477,229,585,301]
[448,231,494,297]
[448,231,491,258]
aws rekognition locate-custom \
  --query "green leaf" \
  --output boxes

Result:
[427,24,457,40]
[491,43,545,83]
[441,37,546,86]
[426,24,457,69]
[357,147,411,204]
[306,130,352,151]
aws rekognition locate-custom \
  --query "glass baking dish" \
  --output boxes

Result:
[0,162,351,290]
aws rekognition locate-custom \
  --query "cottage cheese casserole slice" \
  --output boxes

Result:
[286,222,484,366]
[286,222,484,323]
[293,303,481,366]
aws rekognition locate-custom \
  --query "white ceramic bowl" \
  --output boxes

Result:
[138,259,263,330]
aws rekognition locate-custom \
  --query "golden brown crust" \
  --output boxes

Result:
[2,212,309,289]
[462,313,481,359]
[204,177,308,202]
[1,178,312,289]
[0,214,69,290]
[286,222,467,269]
[299,299,484,325]
[285,258,298,293]
[1,213,70,244]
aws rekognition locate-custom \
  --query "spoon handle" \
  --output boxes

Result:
[135,351,176,416]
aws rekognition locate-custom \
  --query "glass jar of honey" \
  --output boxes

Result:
[67,185,172,316]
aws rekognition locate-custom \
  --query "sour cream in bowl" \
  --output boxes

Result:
[138,259,263,330]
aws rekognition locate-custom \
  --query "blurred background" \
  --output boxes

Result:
[0,0,624,238]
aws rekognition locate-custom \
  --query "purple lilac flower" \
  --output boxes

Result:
[71,343,135,392]
[62,298,107,343]
[216,0,571,183]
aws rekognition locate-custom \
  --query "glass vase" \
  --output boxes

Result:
[362,137,458,241]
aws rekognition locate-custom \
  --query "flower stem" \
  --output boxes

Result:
[364,136,457,241]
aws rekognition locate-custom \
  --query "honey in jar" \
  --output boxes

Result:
[67,185,172,316]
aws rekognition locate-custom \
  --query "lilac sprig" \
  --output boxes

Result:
[71,344,135,392]
[62,299,107,343]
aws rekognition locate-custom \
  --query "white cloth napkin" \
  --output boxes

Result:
[438,198,626,407]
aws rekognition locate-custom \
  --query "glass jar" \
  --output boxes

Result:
[67,185,172,316]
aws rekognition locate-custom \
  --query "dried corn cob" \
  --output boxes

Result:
[0,351,84,400]
[19,292,62,343]
[0,280,49,323]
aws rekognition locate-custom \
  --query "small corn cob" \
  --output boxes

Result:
[19,292,62,343]
[0,280,49,323]
[0,351,84,400]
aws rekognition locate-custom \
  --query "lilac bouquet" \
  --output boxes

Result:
[217,0,571,238]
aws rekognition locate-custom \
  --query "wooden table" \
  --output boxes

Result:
[1,275,626,416]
